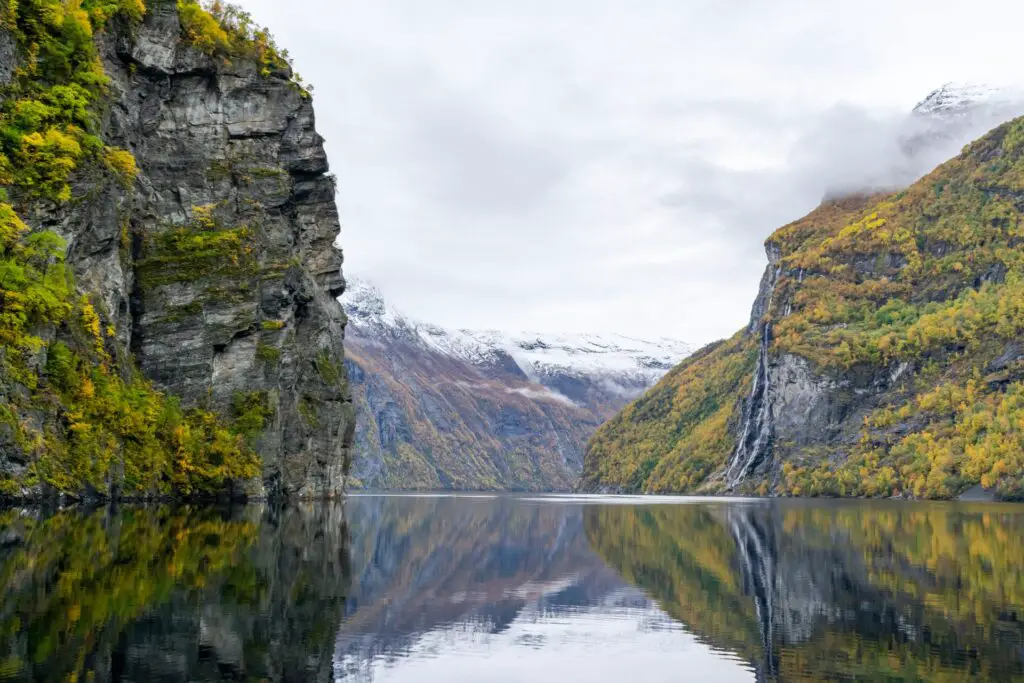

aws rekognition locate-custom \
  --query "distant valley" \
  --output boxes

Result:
[340,280,694,490]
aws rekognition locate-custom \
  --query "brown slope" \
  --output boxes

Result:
[345,332,608,491]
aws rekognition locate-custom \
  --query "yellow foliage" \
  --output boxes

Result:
[79,298,103,355]
[582,333,757,493]
[16,128,84,202]
[102,147,138,187]
[0,0,265,499]
[176,1,295,80]
[177,0,230,53]
[588,116,1024,499]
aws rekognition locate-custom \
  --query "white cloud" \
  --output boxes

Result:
[507,387,578,408]
[238,0,1024,344]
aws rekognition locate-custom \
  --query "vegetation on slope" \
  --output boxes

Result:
[346,341,598,491]
[0,0,294,499]
[585,117,1024,499]
[177,0,308,89]
[773,120,1024,498]
[581,333,757,492]
[0,0,142,203]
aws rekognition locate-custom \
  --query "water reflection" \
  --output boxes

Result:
[0,504,349,682]
[337,494,752,682]
[4,497,1024,682]
[585,500,1024,682]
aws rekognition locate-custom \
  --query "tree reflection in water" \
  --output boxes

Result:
[4,497,1023,683]
[0,503,349,683]
[585,501,1024,682]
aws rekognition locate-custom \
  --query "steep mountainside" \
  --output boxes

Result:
[0,0,352,500]
[341,280,694,490]
[583,114,1024,499]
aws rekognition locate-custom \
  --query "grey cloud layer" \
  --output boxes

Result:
[239,0,1024,343]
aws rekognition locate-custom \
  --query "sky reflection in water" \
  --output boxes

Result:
[338,494,1024,683]
[3,495,1024,682]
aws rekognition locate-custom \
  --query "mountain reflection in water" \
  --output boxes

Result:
[336,494,750,682]
[2,496,1024,682]
[0,504,349,683]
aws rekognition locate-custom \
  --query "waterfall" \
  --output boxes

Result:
[726,323,774,488]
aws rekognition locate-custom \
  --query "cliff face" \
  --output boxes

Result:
[0,1,352,499]
[114,2,353,497]
[583,115,1024,499]
[341,280,694,491]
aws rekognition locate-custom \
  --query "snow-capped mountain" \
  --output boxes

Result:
[912,82,1024,118]
[823,82,1024,201]
[344,278,696,400]
[339,278,695,492]
[901,82,1024,164]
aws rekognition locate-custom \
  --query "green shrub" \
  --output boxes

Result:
[0,1,262,499]
[314,350,341,385]
[178,1,288,73]
[45,341,75,390]
[0,0,143,202]
[256,343,281,365]
[232,390,273,437]
[136,206,254,287]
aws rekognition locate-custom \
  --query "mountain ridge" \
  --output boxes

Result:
[341,278,694,490]
[582,107,1024,499]
[344,278,694,392]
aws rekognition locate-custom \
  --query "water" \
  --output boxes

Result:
[2,496,1024,682]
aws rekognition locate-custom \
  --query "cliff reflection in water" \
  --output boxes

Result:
[0,504,349,683]
[585,501,1024,682]
[4,497,1024,683]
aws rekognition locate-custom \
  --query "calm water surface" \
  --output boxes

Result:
[2,495,1024,682]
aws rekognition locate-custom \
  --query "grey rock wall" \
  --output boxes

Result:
[36,1,354,498]
[728,230,914,489]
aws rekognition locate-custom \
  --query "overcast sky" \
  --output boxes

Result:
[238,0,1024,344]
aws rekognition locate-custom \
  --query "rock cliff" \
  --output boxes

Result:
[0,0,352,499]
[583,111,1024,499]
